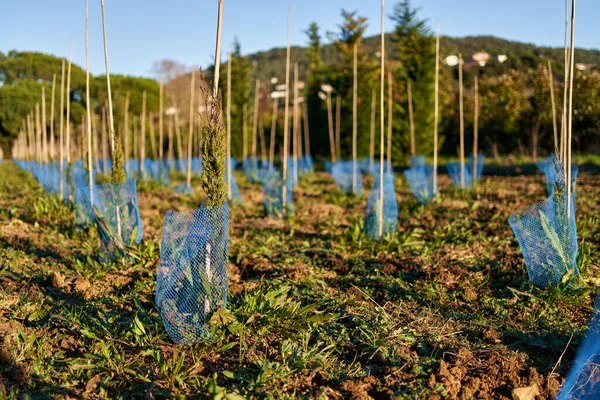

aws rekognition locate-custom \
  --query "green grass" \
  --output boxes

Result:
[0,160,599,398]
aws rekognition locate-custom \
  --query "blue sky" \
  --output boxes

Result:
[1,0,598,78]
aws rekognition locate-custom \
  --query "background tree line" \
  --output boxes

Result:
[1,0,600,160]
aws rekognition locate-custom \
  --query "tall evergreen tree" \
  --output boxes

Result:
[390,0,436,160]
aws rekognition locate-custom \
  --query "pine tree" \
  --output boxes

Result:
[304,22,328,159]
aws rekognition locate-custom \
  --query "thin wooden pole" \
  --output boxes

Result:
[335,94,341,159]
[213,0,225,99]
[124,92,130,173]
[269,97,278,170]
[408,81,415,156]
[303,101,310,159]
[433,20,440,195]
[59,60,65,198]
[159,74,164,160]
[85,0,94,204]
[561,0,569,173]
[66,40,73,164]
[293,63,299,185]
[133,116,138,162]
[252,79,260,158]
[387,67,393,171]
[378,0,385,238]
[458,52,465,189]
[35,103,41,166]
[370,88,376,170]
[243,103,248,160]
[227,49,232,199]
[168,113,174,160]
[547,60,558,153]
[101,106,108,173]
[101,0,116,154]
[566,0,576,218]
[282,5,291,210]
[259,112,267,162]
[352,42,358,193]
[473,76,479,183]
[327,91,335,163]
[141,90,147,176]
[50,74,56,160]
[42,85,48,163]
[93,114,100,173]
[186,69,196,188]
[175,111,184,161]
[149,111,156,159]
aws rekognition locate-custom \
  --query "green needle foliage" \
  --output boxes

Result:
[110,136,126,184]
[202,84,227,208]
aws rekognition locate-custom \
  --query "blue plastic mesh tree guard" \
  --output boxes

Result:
[404,163,435,204]
[303,155,314,173]
[557,302,600,399]
[508,166,578,287]
[410,155,426,169]
[364,172,398,240]
[325,160,333,175]
[259,168,294,217]
[91,180,144,259]
[74,166,97,226]
[447,154,485,189]
[156,204,229,345]
[535,155,553,174]
[226,162,242,203]
[539,163,579,197]
[243,156,259,183]
[332,160,363,195]
[173,183,193,195]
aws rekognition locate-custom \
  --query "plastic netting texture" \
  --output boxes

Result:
[259,168,294,217]
[364,172,398,240]
[508,180,578,287]
[243,156,259,183]
[447,154,485,189]
[332,160,363,195]
[156,204,229,345]
[404,162,435,204]
[539,162,579,197]
[91,180,144,259]
[557,302,600,399]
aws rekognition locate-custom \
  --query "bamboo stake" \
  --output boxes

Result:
[42,85,48,163]
[269,97,278,170]
[282,5,291,210]
[141,90,147,176]
[66,40,73,164]
[548,60,558,153]
[93,114,100,173]
[101,0,116,154]
[327,91,336,163]
[378,0,385,238]
[58,60,65,199]
[433,20,440,195]
[85,0,94,204]
[335,94,341,159]
[252,79,260,158]
[186,69,196,188]
[175,111,184,162]
[387,67,393,171]
[50,74,56,160]
[473,76,479,183]
[149,111,156,159]
[293,63,299,185]
[159,74,164,160]
[243,103,248,161]
[352,42,358,193]
[124,92,130,173]
[259,112,267,162]
[370,88,375,171]
[133,116,138,162]
[566,0,576,218]
[168,113,174,160]
[101,106,108,173]
[408,81,415,156]
[227,49,232,199]
[458,52,465,189]
[561,0,569,174]
[303,101,310,160]
[35,103,41,166]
